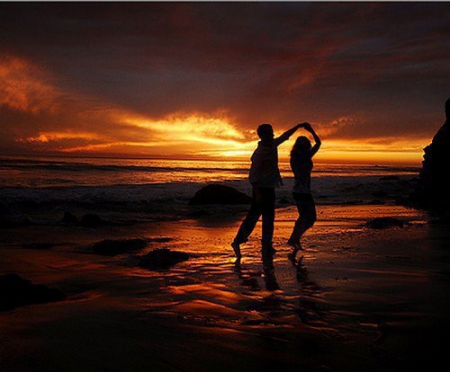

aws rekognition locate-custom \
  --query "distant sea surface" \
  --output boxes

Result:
[0,155,419,188]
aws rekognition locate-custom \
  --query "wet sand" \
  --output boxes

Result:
[1,204,449,371]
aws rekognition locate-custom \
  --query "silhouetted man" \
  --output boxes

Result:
[231,122,308,258]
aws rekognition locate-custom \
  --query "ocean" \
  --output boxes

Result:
[1,155,420,223]
[0,155,419,188]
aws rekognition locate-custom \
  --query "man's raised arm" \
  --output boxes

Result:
[275,122,309,146]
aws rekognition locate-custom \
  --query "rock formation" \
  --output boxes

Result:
[0,274,65,312]
[412,98,450,212]
[189,184,252,205]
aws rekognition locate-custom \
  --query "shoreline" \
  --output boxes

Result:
[1,203,449,371]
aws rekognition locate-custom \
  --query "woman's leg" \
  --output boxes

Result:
[288,193,316,246]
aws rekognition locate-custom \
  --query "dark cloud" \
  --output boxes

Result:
[1,2,450,158]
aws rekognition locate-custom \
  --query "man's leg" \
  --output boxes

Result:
[260,187,275,252]
[232,187,262,256]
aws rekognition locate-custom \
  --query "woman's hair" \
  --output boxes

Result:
[290,136,312,158]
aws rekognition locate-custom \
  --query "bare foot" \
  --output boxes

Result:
[231,241,242,258]
[288,250,297,263]
[287,239,303,250]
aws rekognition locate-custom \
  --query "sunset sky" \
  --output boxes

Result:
[1,2,450,165]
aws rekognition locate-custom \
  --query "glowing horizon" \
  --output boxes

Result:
[13,116,426,166]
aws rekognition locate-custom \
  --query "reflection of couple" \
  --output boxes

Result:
[231,122,321,259]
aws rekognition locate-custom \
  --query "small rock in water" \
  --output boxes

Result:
[92,238,148,256]
[380,176,400,181]
[278,198,291,205]
[62,211,78,225]
[0,217,33,229]
[138,248,190,270]
[0,274,66,312]
[147,237,173,243]
[366,217,404,229]
[22,242,57,250]
[78,213,104,227]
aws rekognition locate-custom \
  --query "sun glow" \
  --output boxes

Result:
[125,114,245,141]
[305,138,426,165]
[14,116,427,166]
[120,113,255,156]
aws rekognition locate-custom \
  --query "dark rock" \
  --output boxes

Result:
[0,217,33,229]
[380,176,400,181]
[189,184,251,205]
[138,248,189,270]
[278,198,291,205]
[343,200,364,205]
[78,213,104,227]
[92,238,148,256]
[22,243,57,250]
[371,190,389,197]
[366,217,404,229]
[412,98,450,211]
[368,199,383,205]
[62,211,78,225]
[187,210,211,218]
[0,274,65,312]
[147,237,173,243]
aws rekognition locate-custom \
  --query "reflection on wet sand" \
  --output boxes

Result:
[233,248,324,330]
[1,204,448,371]
[261,252,280,291]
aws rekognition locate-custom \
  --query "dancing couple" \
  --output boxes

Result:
[231,122,321,259]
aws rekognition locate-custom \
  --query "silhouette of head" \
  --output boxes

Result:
[293,136,311,152]
[446,98,450,119]
[257,124,274,142]
[291,136,312,159]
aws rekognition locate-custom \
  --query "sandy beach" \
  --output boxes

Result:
[1,201,449,372]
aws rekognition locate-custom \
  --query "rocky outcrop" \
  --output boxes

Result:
[78,213,105,227]
[138,248,189,270]
[0,217,33,229]
[92,238,148,256]
[366,217,404,229]
[62,211,79,224]
[62,212,108,227]
[411,98,450,212]
[0,274,65,312]
[189,184,251,205]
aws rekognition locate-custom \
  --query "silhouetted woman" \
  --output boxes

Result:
[287,123,321,255]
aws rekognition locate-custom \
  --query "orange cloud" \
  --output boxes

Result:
[13,108,256,158]
[317,116,363,137]
[1,54,428,166]
[0,55,60,113]
[17,131,101,143]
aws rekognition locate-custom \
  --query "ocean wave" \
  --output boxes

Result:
[0,159,249,174]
